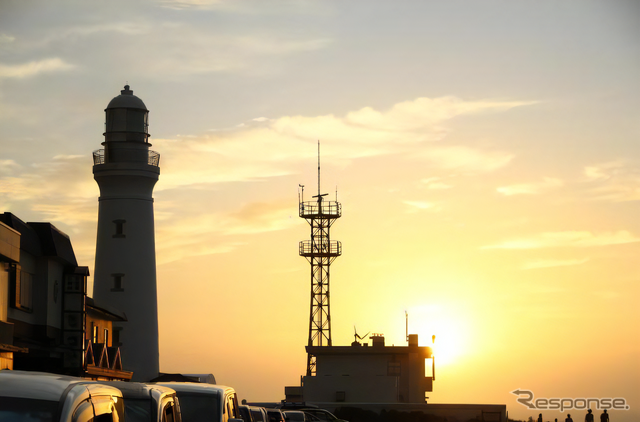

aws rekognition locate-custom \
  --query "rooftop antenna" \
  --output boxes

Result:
[405,310,409,343]
[317,140,321,197]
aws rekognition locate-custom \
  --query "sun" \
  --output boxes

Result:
[408,304,471,368]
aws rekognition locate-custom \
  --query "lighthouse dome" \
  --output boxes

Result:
[106,85,147,110]
[104,85,150,144]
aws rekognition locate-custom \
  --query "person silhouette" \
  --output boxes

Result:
[538,413,543,422]
[566,414,574,422]
[585,409,594,422]
[600,409,609,422]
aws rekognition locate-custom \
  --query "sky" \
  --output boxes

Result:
[0,0,639,420]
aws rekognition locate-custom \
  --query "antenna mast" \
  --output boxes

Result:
[299,140,342,377]
[317,140,321,197]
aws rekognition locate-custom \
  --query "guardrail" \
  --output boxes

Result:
[92,149,160,167]
[299,201,342,218]
[299,240,342,256]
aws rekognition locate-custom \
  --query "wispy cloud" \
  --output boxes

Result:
[521,258,589,270]
[416,146,514,173]
[403,200,441,213]
[0,159,22,175]
[497,177,563,196]
[0,34,15,44]
[421,177,453,190]
[0,58,75,79]
[583,161,640,202]
[482,231,640,250]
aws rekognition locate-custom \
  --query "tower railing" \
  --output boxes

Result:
[299,240,342,257]
[299,200,342,218]
[92,149,161,167]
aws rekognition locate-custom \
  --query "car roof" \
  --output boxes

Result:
[0,370,121,401]
[103,381,176,400]
[155,382,234,396]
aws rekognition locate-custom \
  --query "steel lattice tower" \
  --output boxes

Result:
[299,145,342,376]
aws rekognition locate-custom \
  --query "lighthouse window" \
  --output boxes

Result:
[113,220,126,238]
[111,273,124,292]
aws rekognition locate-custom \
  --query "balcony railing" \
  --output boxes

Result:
[93,149,105,165]
[92,149,160,167]
[299,240,342,257]
[299,201,342,218]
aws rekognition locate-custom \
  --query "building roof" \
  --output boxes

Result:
[86,297,127,321]
[0,213,77,266]
[106,85,147,110]
[306,344,432,358]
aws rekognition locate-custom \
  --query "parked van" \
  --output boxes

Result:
[155,383,242,422]
[0,370,124,422]
[104,381,181,422]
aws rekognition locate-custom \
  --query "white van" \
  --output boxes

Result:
[0,370,124,422]
[103,381,181,422]
[155,383,242,422]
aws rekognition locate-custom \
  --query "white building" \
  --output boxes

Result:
[92,85,161,382]
[291,334,434,404]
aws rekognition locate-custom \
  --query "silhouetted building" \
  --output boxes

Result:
[0,219,27,369]
[288,334,433,404]
[92,85,161,381]
[0,212,131,379]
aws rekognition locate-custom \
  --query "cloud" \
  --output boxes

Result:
[0,155,95,212]
[0,159,22,175]
[421,177,452,190]
[0,58,75,79]
[583,161,640,202]
[0,34,15,44]
[497,177,563,196]
[416,146,514,173]
[153,199,295,264]
[154,96,528,190]
[521,258,589,270]
[403,200,441,213]
[482,231,640,250]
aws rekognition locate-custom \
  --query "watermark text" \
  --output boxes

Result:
[510,389,630,412]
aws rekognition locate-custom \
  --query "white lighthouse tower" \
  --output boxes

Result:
[92,85,160,382]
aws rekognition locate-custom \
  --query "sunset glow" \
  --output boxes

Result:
[0,1,638,421]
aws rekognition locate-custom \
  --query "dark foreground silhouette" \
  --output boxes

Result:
[334,407,492,422]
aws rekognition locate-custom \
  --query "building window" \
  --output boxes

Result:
[10,264,32,312]
[104,328,109,346]
[112,327,122,347]
[111,273,124,292]
[92,323,99,344]
[388,361,401,376]
[113,220,126,238]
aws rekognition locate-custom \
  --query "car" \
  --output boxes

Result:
[265,408,285,422]
[282,411,321,421]
[238,405,254,422]
[155,382,243,422]
[0,369,124,422]
[105,381,181,422]
[296,409,347,422]
[248,406,269,422]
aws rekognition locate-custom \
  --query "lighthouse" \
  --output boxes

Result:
[92,85,160,381]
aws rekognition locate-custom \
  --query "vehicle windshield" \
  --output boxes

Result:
[175,393,220,422]
[124,398,153,422]
[304,410,337,421]
[0,397,59,422]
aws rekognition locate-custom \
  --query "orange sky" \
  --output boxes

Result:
[0,1,638,421]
